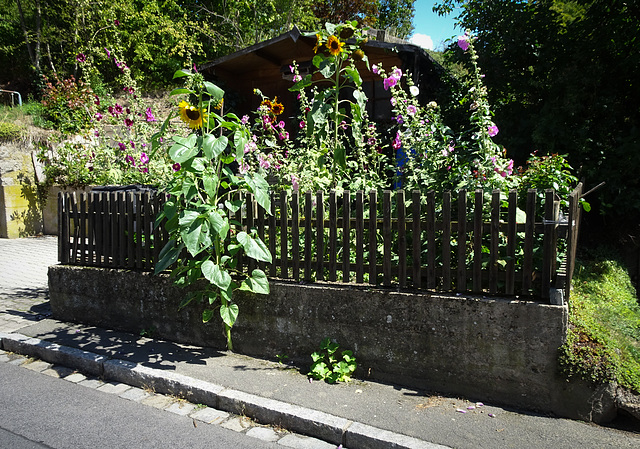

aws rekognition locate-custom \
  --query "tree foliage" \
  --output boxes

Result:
[435,0,640,224]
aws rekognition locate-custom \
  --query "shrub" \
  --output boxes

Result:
[0,121,25,141]
[40,75,96,134]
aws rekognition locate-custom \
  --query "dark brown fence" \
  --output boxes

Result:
[58,184,583,302]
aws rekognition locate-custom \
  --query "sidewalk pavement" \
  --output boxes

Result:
[1,236,639,449]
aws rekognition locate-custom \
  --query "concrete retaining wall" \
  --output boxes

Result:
[48,265,614,421]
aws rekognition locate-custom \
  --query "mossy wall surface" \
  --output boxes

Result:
[47,265,616,420]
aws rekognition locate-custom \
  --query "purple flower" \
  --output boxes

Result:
[392,67,403,80]
[118,142,126,151]
[392,131,402,150]
[278,120,286,129]
[76,53,86,63]
[125,155,135,165]
[457,35,469,51]
[124,117,134,128]
[95,112,103,121]
[105,48,111,58]
[113,104,123,116]
[372,64,379,75]
[94,95,100,106]
[241,115,249,125]
[299,120,306,129]
[114,19,120,26]
[145,107,157,122]
[487,125,499,137]
[390,97,397,106]
[94,130,100,137]
[140,152,149,164]
[407,105,417,116]
[395,115,404,124]
[383,77,397,91]
[239,161,249,174]
[130,140,135,149]
[172,163,181,171]
[291,174,299,191]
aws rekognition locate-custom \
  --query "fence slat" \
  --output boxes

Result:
[304,192,312,281]
[369,190,377,285]
[473,190,483,292]
[456,190,467,292]
[79,193,87,265]
[87,192,95,265]
[291,191,299,281]
[95,192,104,265]
[383,190,392,286]
[257,193,266,272]
[247,193,256,274]
[329,191,338,282]
[426,191,436,289]
[126,192,134,269]
[69,192,79,264]
[342,190,351,283]
[152,193,163,271]
[506,190,517,295]
[412,190,422,289]
[541,189,555,300]
[489,190,500,294]
[523,189,536,294]
[282,192,291,279]
[135,192,143,269]
[316,191,324,281]
[58,193,66,263]
[355,191,364,284]
[442,191,451,291]
[565,183,583,300]
[397,190,407,288]
[269,191,277,277]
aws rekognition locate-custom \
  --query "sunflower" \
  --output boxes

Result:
[326,35,344,56]
[312,33,321,53]
[270,98,284,115]
[178,100,207,129]
[260,99,273,111]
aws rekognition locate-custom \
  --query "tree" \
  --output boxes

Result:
[435,0,640,225]
[313,0,379,27]
[375,0,415,39]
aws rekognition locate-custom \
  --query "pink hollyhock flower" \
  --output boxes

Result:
[299,120,306,129]
[118,142,126,151]
[241,115,249,124]
[407,105,417,116]
[372,64,379,75]
[291,174,299,191]
[457,35,469,51]
[488,125,499,137]
[145,107,157,122]
[140,152,149,164]
[383,77,397,90]
[95,112,103,121]
[392,131,402,150]
[172,163,181,171]
[76,53,86,63]
[124,117,134,128]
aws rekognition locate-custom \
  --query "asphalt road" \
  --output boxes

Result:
[0,362,278,449]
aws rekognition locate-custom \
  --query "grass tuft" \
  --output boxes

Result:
[560,249,640,393]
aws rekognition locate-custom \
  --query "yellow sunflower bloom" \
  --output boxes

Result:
[270,98,284,115]
[326,35,344,56]
[312,33,321,53]
[178,100,207,129]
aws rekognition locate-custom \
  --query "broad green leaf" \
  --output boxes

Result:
[173,69,192,79]
[224,199,242,213]
[181,216,211,256]
[190,157,207,172]
[208,210,229,239]
[178,210,199,227]
[244,173,271,214]
[169,134,199,163]
[202,309,214,323]
[239,269,270,295]
[289,73,313,92]
[155,240,183,274]
[220,302,239,328]
[345,67,362,87]
[204,81,224,101]
[334,143,346,170]
[201,260,232,291]
[169,87,193,96]
[202,134,228,159]
[233,130,248,160]
[353,89,367,114]
[318,57,336,78]
[236,231,272,263]
[202,173,218,198]
[312,54,325,68]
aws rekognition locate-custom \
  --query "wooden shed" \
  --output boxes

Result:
[199,26,448,124]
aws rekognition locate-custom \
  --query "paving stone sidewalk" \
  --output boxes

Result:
[0,236,57,332]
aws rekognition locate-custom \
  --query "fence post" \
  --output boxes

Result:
[456,189,467,292]
[565,183,583,300]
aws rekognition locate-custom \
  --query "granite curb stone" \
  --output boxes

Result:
[0,331,448,449]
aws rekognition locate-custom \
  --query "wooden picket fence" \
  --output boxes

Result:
[58,183,583,302]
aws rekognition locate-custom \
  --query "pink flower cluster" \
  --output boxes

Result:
[383,68,403,91]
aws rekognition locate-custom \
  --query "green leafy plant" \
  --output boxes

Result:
[309,338,357,383]
[0,121,25,141]
[155,69,272,351]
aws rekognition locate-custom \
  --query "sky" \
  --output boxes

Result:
[409,0,461,51]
